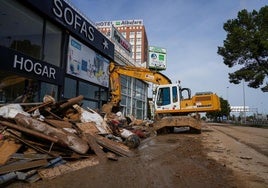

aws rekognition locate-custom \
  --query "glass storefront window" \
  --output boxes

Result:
[0,72,39,103]
[122,85,127,95]
[0,0,43,59]
[81,100,98,110]
[79,81,99,99]
[40,82,58,100]
[44,22,62,66]
[136,109,142,119]
[121,95,127,106]
[100,88,108,101]
[137,100,143,108]
[64,77,77,98]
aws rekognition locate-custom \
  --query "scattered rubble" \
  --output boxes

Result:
[0,95,154,186]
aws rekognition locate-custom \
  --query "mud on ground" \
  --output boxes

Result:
[9,124,250,188]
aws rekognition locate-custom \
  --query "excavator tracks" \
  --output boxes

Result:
[153,116,201,134]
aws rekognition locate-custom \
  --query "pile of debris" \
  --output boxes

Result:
[0,95,154,185]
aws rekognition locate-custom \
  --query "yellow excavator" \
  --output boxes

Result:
[103,62,221,133]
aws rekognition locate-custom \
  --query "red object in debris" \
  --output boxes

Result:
[111,119,120,125]
[132,130,146,138]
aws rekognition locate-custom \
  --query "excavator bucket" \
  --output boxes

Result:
[153,116,201,134]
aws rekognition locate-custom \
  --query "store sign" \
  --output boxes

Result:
[52,0,94,41]
[13,55,56,80]
[0,46,63,85]
[111,25,132,55]
[96,19,143,28]
[24,0,114,59]
[67,36,109,87]
[148,46,167,70]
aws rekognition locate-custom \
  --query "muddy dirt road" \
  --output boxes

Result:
[8,123,268,188]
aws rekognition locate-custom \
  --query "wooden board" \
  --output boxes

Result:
[0,140,21,165]
[76,122,99,134]
[95,135,135,157]
[0,159,47,174]
[38,156,99,179]
[84,133,107,163]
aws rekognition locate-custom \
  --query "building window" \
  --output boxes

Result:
[136,52,141,59]
[64,78,108,109]
[0,0,62,67]
[81,100,98,109]
[136,38,141,45]
[136,45,141,52]
[136,31,142,38]
[136,59,141,64]
[64,77,77,98]
[44,22,62,66]
[40,82,58,100]
[0,0,43,59]
[0,72,39,103]
[121,32,126,38]
[130,32,135,38]
[130,38,135,44]
[78,81,99,100]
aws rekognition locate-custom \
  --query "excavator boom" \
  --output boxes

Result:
[109,62,171,105]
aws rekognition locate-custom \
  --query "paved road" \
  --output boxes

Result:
[202,123,268,188]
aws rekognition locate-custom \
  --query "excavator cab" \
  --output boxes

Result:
[154,83,221,115]
[155,83,193,112]
[153,83,221,134]
[155,84,180,111]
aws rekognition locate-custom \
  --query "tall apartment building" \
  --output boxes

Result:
[96,20,148,68]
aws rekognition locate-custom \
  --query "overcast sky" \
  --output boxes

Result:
[68,0,268,115]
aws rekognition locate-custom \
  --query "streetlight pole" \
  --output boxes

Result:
[226,86,229,101]
[243,81,246,124]
[226,86,229,120]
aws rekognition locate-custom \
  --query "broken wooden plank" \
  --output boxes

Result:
[0,121,59,143]
[7,130,59,157]
[95,135,135,157]
[10,153,50,161]
[59,95,84,109]
[44,119,73,129]
[14,113,89,154]
[0,159,47,175]
[38,156,99,180]
[26,101,53,113]
[83,133,107,163]
[0,140,21,165]
[43,109,63,120]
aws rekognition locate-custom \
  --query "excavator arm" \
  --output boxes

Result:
[108,62,171,106]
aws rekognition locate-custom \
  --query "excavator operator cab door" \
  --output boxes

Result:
[155,84,180,111]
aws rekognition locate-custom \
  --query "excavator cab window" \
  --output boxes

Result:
[172,86,178,102]
[156,87,171,106]
[180,88,191,100]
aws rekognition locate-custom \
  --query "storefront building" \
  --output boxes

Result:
[0,0,114,110]
[108,26,148,119]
